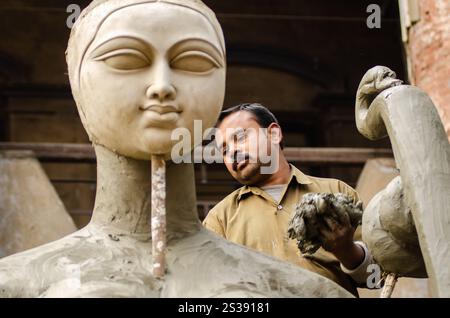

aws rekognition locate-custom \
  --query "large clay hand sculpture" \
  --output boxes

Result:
[356,66,450,297]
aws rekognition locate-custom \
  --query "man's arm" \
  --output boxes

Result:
[318,181,377,286]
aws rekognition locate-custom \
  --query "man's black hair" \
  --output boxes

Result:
[219,103,285,149]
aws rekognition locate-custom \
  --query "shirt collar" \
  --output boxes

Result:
[237,164,312,201]
[290,164,313,186]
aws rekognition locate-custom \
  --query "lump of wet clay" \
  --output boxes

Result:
[287,193,363,255]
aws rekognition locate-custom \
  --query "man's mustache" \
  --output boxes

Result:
[232,152,251,171]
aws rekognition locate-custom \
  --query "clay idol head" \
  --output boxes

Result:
[66,0,226,159]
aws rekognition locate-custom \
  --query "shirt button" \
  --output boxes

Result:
[277,205,283,210]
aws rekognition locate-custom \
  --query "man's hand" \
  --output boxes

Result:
[318,216,365,270]
[288,192,364,267]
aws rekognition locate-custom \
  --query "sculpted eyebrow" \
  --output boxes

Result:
[90,36,151,58]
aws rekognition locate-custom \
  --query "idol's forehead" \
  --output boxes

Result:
[87,2,223,56]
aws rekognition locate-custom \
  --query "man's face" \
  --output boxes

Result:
[217,111,276,185]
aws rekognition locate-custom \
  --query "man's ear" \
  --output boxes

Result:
[267,123,283,146]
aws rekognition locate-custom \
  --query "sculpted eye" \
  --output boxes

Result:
[94,49,150,71]
[171,51,219,74]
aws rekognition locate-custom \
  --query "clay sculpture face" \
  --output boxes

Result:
[67,0,226,159]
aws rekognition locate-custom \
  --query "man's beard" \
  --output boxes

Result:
[235,161,268,185]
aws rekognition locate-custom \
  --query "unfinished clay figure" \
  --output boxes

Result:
[287,193,363,255]
[356,66,450,297]
[0,151,77,257]
[0,0,351,297]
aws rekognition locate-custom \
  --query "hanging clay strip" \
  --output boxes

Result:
[151,155,167,278]
[380,274,398,298]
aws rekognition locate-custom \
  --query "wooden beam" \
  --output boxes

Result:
[0,142,393,165]
[284,147,393,164]
[0,85,72,99]
[0,142,95,162]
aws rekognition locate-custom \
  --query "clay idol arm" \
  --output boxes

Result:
[356,66,450,297]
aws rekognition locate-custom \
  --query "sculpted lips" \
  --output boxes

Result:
[142,104,181,114]
[140,104,182,126]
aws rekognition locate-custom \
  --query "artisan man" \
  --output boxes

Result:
[203,103,376,296]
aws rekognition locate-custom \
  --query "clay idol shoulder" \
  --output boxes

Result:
[210,237,352,297]
[0,229,87,269]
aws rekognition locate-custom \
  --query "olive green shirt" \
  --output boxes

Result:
[203,164,361,296]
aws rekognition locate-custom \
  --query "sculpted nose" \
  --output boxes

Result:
[146,83,176,102]
[146,64,176,102]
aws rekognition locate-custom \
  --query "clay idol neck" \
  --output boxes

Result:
[90,144,201,241]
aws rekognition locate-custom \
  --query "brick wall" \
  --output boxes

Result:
[408,0,450,140]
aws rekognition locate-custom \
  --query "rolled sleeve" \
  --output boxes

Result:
[203,210,226,238]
